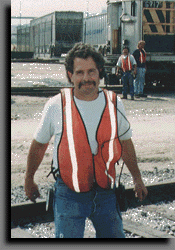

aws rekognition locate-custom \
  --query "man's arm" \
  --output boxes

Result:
[25,139,49,202]
[133,64,137,75]
[116,57,121,75]
[116,66,121,75]
[130,55,137,75]
[120,138,148,201]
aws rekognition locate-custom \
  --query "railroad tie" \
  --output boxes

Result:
[123,219,175,238]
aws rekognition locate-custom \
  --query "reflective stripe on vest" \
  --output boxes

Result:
[139,50,146,63]
[121,55,132,72]
[58,88,122,192]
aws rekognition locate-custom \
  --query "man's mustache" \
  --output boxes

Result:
[79,81,96,89]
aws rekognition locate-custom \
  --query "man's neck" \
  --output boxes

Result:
[74,90,99,101]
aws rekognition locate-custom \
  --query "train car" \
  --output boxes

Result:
[30,11,83,58]
[84,0,175,87]
[83,13,108,53]
[16,24,31,52]
[11,24,34,59]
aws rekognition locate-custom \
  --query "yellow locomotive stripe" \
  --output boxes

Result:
[143,1,175,35]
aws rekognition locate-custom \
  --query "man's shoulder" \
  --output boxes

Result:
[45,92,62,108]
[116,55,123,65]
[130,54,134,59]
[133,49,139,54]
[133,48,139,52]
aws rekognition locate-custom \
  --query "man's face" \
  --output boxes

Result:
[68,57,100,100]
[138,43,145,49]
[123,49,129,56]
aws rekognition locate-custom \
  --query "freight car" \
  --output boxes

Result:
[29,11,83,58]
[13,24,34,59]
[15,12,83,58]
[84,13,108,52]
[83,0,175,87]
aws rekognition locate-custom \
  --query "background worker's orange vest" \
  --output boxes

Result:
[58,88,122,192]
[121,55,132,72]
[139,50,146,63]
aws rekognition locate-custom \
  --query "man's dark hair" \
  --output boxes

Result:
[122,46,130,52]
[65,43,105,83]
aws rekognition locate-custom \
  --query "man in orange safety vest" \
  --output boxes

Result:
[116,46,137,100]
[25,43,147,238]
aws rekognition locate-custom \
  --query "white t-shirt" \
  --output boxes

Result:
[117,54,137,68]
[34,89,132,170]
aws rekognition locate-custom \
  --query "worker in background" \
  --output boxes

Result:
[116,47,137,100]
[25,43,148,238]
[133,40,147,98]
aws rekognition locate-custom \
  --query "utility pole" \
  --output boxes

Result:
[86,0,89,18]
[20,0,22,27]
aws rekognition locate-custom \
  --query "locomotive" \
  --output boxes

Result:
[83,0,175,87]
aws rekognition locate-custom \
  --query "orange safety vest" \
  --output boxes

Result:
[121,55,132,72]
[58,88,122,193]
[139,50,146,63]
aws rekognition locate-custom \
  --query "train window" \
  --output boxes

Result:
[131,1,136,17]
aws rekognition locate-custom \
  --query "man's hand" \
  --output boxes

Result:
[133,178,148,202]
[120,139,148,202]
[25,177,40,202]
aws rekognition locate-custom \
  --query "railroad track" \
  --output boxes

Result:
[11,86,68,97]
[11,85,173,97]
[11,181,175,238]
[11,86,123,97]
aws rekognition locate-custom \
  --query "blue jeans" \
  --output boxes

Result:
[53,176,125,238]
[121,72,134,97]
[134,67,146,95]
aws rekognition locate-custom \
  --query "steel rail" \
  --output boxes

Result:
[11,180,175,229]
